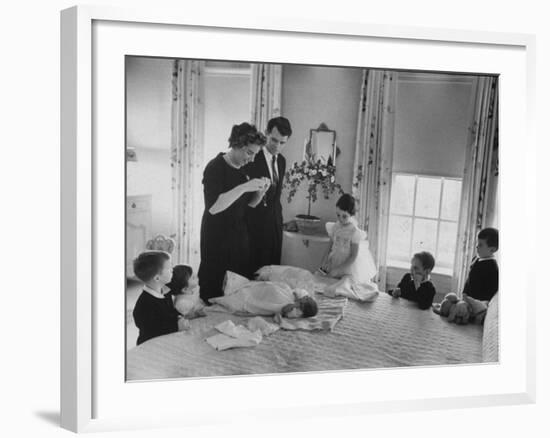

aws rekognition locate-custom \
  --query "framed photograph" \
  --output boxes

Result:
[61,5,536,433]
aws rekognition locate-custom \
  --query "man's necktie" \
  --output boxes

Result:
[271,155,279,186]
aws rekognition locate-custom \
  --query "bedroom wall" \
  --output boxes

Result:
[126,56,173,236]
[280,64,363,223]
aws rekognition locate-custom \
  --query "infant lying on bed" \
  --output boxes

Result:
[209,272,318,319]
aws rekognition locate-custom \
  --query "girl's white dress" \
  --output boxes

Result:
[325,220,377,284]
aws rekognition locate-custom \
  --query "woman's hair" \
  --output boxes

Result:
[228,122,267,149]
[336,193,356,216]
[299,296,318,318]
[133,251,170,283]
[478,227,499,249]
[267,117,292,137]
[165,264,193,295]
[413,251,436,271]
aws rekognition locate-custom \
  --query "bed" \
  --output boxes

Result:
[126,279,496,381]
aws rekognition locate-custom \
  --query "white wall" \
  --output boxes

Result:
[281,64,363,222]
[203,72,251,163]
[126,57,173,236]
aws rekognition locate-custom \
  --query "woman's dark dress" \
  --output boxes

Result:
[198,153,253,303]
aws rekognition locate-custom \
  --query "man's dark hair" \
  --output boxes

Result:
[478,227,499,250]
[336,193,356,216]
[266,117,292,137]
[133,251,170,283]
[413,251,436,271]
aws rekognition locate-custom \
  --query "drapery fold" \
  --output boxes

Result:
[250,64,282,131]
[453,76,499,294]
[352,70,398,290]
[170,60,205,269]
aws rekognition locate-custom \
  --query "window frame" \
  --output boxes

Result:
[386,171,462,276]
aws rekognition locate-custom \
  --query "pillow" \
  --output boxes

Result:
[481,293,499,363]
[254,265,317,293]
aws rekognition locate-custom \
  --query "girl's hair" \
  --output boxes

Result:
[228,122,267,149]
[165,264,193,295]
[413,251,436,271]
[336,193,356,215]
[133,251,170,283]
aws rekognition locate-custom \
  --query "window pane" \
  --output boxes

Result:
[387,215,412,262]
[437,221,458,268]
[412,218,438,254]
[414,177,441,219]
[390,174,415,215]
[441,179,462,221]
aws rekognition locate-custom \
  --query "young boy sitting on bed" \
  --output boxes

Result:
[462,227,499,302]
[387,251,436,310]
[132,251,190,345]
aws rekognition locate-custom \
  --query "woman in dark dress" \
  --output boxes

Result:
[198,123,269,304]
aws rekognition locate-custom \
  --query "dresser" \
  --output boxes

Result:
[126,194,152,276]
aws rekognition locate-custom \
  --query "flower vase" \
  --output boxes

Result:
[295,214,321,235]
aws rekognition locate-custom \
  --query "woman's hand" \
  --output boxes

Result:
[391,288,401,298]
[241,178,269,193]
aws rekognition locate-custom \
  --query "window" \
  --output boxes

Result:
[386,173,462,275]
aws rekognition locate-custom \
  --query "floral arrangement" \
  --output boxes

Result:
[283,159,344,217]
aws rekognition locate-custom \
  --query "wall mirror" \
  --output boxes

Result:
[305,123,337,165]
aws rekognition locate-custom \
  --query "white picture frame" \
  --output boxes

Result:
[60,4,536,433]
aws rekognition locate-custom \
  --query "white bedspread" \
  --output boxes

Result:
[127,283,485,380]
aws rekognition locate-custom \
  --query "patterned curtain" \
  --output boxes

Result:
[352,70,398,291]
[453,76,499,294]
[171,59,205,269]
[250,64,282,131]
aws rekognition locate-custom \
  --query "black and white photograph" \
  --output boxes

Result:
[125,57,499,381]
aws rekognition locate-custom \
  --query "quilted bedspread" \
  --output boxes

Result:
[126,290,485,381]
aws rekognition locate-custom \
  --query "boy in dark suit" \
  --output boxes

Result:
[132,251,189,346]
[244,117,293,275]
[462,227,499,302]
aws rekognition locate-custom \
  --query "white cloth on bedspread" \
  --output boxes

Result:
[206,320,263,351]
[316,275,379,302]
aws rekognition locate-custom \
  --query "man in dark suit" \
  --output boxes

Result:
[245,117,293,276]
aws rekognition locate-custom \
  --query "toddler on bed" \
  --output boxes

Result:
[462,227,499,302]
[132,251,190,346]
[165,264,206,319]
[387,251,437,310]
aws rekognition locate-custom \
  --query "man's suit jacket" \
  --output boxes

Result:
[244,150,286,273]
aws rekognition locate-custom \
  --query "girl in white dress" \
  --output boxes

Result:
[319,194,378,301]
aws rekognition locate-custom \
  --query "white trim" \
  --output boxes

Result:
[61,5,93,431]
